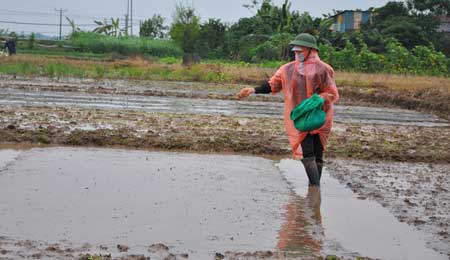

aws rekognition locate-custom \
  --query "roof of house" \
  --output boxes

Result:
[329,9,372,18]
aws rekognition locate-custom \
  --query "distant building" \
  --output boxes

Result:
[438,15,450,34]
[330,10,373,33]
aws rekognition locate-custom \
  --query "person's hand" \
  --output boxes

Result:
[236,87,255,99]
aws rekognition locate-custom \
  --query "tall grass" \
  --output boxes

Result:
[3,54,450,89]
[69,32,183,57]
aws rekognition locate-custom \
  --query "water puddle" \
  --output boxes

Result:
[0,147,291,259]
[0,88,448,127]
[278,159,447,260]
[0,147,446,259]
[0,149,22,169]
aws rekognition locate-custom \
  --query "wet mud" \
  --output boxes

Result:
[0,76,279,103]
[327,159,450,258]
[0,87,448,127]
[1,106,450,163]
[278,159,448,260]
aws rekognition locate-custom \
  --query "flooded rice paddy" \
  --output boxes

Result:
[1,77,449,259]
[0,147,448,260]
[0,88,448,127]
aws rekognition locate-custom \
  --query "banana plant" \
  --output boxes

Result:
[277,0,292,33]
[93,19,114,35]
[66,17,81,34]
[110,18,121,37]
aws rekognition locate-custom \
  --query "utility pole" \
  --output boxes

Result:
[55,8,68,40]
[125,0,129,36]
[130,0,133,36]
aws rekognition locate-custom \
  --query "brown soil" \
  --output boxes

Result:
[0,106,449,163]
[340,84,450,120]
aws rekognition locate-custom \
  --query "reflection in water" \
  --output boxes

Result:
[278,159,447,260]
[277,187,324,257]
[307,186,322,225]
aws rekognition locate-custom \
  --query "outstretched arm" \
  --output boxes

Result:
[236,81,272,99]
[237,66,284,99]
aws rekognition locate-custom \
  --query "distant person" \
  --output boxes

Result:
[4,38,16,56]
[237,33,339,187]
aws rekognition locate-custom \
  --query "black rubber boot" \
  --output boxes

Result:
[301,157,320,186]
[316,158,324,182]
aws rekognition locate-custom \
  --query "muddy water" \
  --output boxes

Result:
[0,147,447,260]
[278,159,447,260]
[0,148,291,259]
[0,88,448,127]
[0,150,21,172]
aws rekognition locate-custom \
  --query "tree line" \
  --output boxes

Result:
[140,0,450,64]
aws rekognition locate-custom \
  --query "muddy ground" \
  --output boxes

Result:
[1,75,449,119]
[0,105,449,163]
[328,160,450,257]
[0,76,449,259]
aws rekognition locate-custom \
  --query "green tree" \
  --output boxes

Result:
[385,38,415,74]
[407,0,450,15]
[226,16,271,59]
[270,32,293,60]
[374,1,409,22]
[27,33,35,49]
[198,19,227,58]
[140,14,168,38]
[367,1,438,50]
[169,3,201,65]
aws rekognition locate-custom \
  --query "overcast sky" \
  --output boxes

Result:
[0,0,392,36]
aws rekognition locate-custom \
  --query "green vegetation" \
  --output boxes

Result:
[320,39,450,76]
[169,3,201,65]
[140,14,168,38]
[1,0,450,77]
[68,32,182,57]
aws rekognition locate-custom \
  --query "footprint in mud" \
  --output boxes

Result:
[115,254,149,260]
[148,243,169,253]
[117,244,129,252]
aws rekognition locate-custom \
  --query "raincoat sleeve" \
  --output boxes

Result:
[268,67,284,94]
[319,66,339,104]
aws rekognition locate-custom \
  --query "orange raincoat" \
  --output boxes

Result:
[269,50,339,160]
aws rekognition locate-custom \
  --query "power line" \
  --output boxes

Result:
[0,19,95,27]
[0,9,55,16]
[0,8,148,21]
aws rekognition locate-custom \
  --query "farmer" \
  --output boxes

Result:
[237,33,339,186]
[3,38,16,56]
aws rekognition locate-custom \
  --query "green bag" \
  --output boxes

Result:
[290,93,326,132]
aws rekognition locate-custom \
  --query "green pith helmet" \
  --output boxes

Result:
[290,33,319,50]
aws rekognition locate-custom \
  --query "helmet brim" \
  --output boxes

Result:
[289,40,319,51]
